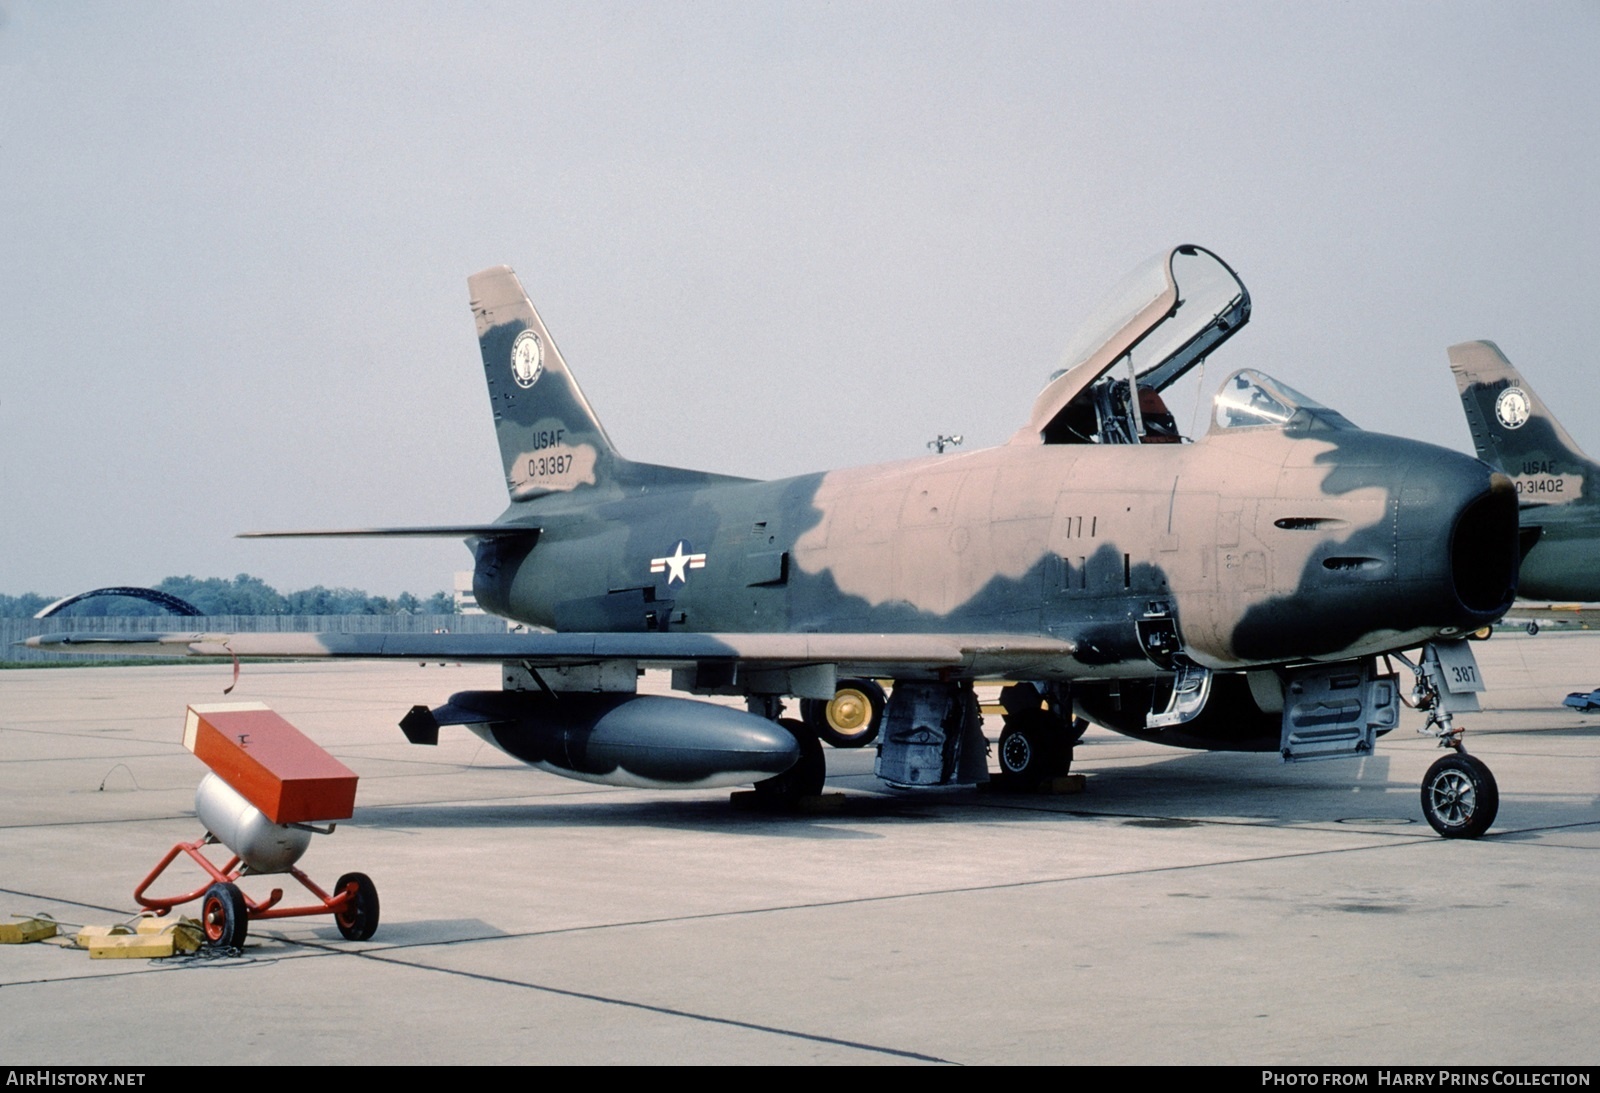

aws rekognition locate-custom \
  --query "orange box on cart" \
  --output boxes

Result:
[183,702,358,823]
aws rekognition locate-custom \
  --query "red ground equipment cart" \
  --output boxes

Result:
[134,703,378,948]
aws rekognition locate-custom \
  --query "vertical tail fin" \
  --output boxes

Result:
[1448,340,1598,506]
[469,266,625,502]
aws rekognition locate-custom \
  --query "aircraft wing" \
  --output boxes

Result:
[1500,603,1600,628]
[23,630,1078,681]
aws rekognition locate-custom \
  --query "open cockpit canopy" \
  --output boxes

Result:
[1018,245,1250,445]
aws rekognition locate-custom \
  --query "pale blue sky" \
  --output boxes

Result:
[2,1,1595,596]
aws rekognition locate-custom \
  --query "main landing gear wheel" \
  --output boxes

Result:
[753,718,826,803]
[801,679,886,749]
[1420,752,1499,839]
[334,872,380,941]
[201,881,249,949]
[998,723,1059,787]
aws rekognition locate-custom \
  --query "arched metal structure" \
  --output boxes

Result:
[33,587,203,619]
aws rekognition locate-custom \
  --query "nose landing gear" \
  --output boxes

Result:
[1393,640,1500,838]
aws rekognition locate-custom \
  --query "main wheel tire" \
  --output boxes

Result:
[1420,752,1499,838]
[334,872,380,941]
[753,718,826,802]
[200,881,249,948]
[801,679,886,749]
[998,723,1049,786]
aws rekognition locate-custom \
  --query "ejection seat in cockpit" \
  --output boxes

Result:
[1137,386,1181,443]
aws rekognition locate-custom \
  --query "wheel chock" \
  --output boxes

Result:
[981,772,1087,795]
[88,933,178,959]
[793,791,847,813]
[74,924,132,949]
[137,916,202,952]
[73,918,202,958]
[0,917,58,944]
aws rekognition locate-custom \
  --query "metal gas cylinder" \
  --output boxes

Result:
[194,771,311,873]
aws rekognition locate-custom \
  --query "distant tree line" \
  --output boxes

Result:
[0,575,455,618]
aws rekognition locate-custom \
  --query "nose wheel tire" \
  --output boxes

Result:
[201,881,249,949]
[801,679,886,749]
[334,872,380,941]
[1420,752,1498,838]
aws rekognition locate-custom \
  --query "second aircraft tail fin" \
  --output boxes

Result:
[1448,339,1599,507]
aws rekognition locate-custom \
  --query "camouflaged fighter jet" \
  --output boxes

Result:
[31,246,1522,837]
[1450,340,1600,615]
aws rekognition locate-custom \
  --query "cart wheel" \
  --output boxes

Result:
[334,872,380,941]
[201,882,248,948]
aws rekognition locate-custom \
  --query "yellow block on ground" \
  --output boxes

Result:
[1039,773,1087,794]
[89,933,176,959]
[0,918,59,944]
[74,924,132,948]
[136,917,202,952]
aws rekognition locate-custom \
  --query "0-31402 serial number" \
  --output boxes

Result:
[1516,477,1565,495]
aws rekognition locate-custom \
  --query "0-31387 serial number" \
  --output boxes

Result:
[528,453,574,477]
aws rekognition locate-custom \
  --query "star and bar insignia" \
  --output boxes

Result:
[650,540,707,585]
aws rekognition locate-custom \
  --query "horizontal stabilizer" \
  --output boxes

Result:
[238,525,539,539]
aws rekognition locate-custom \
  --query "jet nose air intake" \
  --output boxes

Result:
[1395,453,1519,628]
[1447,473,1519,617]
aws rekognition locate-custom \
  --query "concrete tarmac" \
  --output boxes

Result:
[1,633,1597,1065]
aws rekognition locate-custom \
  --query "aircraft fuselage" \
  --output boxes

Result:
[478,425,1516,681]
